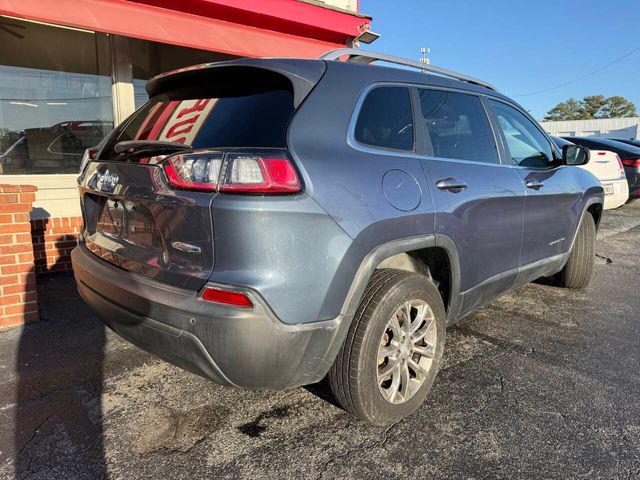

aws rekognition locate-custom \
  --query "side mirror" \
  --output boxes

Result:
[562,144,590,166]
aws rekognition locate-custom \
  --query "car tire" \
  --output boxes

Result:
[327,269,446,426]
[557,213,596,289]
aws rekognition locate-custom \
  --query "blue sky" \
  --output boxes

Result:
[360,0,640,119]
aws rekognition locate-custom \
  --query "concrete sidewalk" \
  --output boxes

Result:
[1,202,640,480]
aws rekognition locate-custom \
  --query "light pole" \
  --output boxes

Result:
[420,47,431,65]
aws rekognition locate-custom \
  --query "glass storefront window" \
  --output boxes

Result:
[0,17,113,174]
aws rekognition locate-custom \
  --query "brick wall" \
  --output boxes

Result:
[31,216,82,273]
[1,184,83,329]
[0,185,39,328]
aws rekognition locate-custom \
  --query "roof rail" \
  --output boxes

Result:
[320,48,496,91]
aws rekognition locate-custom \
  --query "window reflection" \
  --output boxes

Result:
[0,18,238,174]
[0,18,113,174]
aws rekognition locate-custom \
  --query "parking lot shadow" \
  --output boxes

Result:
[14,262,107,479]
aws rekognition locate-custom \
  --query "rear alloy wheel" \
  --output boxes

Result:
[328,269,446,425]
[556,213,596,289]
[377,299,437,404]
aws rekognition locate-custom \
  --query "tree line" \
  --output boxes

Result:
[544,95,637,121]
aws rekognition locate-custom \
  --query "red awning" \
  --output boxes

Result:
[132,0,370,45]
[0,0,365,58]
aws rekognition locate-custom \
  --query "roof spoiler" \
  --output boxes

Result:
[145,58,327,108]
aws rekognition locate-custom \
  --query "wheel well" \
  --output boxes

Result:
[375,248,451,313]
[587,203,602,229]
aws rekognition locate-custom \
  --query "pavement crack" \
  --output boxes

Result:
[16,399,75,457]
[315,421,400,479]
[595,253,613,264]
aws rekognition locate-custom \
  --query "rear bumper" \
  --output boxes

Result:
[71,243,350,389]
[601,179,629,209]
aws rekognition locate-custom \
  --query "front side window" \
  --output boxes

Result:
[354,87,414,152]
[489,100,557,169]
[419,89,499,164]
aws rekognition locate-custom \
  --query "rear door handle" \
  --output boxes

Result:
[525,180,544,190]
[436,177,467,191]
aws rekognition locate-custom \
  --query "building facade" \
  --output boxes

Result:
[0,0,371,215]
[0,0,371,327]
[540,117,640,140]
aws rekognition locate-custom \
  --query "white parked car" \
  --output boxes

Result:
[552,136,629,209]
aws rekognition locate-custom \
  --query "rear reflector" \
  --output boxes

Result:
[201,287,252,308]
[162,151,301,194]
[621,158,640,168]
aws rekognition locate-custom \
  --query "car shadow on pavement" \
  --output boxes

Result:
[303,378,341,409]
[13,261,107,479]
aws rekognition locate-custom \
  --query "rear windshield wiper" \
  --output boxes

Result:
[114,140,193,157]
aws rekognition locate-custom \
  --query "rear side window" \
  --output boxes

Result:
[419,89,499,164]
[100,72,294,159]
[354,87,414,152]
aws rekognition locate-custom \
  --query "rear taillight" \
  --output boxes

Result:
[201,286,252,308]
[621,158,640,168]
[220,156,300,193]
[162,151,301,194]
[164,153,224,192]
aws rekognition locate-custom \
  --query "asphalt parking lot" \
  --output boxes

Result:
[1,201,639,480]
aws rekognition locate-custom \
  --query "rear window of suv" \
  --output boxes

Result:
[100,71,295,159]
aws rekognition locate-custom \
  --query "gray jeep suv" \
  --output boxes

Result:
[72,49,603,425]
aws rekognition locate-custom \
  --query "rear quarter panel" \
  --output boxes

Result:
[209,193,354,325]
